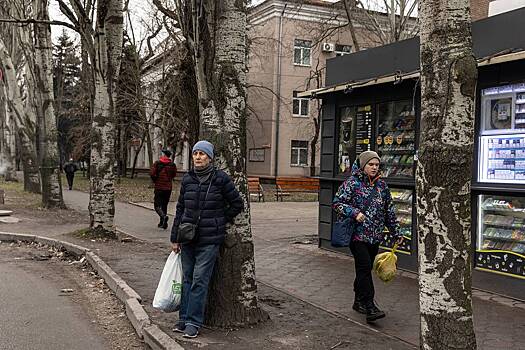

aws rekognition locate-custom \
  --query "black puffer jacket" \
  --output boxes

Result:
[170,169,244,245]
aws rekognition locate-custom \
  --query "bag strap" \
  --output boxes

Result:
[196,172,215,224]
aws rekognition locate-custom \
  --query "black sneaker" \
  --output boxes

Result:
[366,303,386,323]
[352,300,367,314]
[183,324,199,338]
[173,322,185,333]
[162,215,169,229]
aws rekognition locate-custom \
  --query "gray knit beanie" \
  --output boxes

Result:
[358,151,380,170]
[192,140,214,160]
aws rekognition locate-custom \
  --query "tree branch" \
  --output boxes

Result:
[0,17,78,32]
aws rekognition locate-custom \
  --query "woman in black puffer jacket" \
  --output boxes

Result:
[170,140,243,339]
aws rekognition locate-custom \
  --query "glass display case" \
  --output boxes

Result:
[478,134,525,183]
[376,101,416,179]
[476,195,525,278]
[381,188,413,254]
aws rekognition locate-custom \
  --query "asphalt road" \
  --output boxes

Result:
[0,246,108,350]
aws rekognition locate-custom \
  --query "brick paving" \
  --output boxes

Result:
[61,192,525,349]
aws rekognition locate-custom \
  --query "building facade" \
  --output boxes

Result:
[246,0,382,178]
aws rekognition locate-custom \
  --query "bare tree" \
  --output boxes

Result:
[0,0,41,192]
[59,0,124,234]
[33,0,65,208]
[153,0,268,327]
[417,0,477,348]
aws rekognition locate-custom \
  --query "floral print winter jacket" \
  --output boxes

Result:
[332,160,400,245]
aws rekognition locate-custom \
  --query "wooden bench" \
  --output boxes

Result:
[248,177,265,202]
[275,177,319,201]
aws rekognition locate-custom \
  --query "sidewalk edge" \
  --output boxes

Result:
[0,232,187,350]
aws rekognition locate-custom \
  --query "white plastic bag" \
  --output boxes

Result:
[152,252,183,312]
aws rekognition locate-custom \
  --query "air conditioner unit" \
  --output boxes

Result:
[322,42,335,52]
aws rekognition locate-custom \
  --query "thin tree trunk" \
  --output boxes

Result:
[196,0,268,327]
[0,87,17,181]
[33,0,64,208]
[88,0,123,234]
[0,39,41,192]
[417,0,477,348]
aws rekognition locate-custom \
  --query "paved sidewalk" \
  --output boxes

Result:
[61,191,525,349]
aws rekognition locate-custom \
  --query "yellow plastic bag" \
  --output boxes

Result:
[373,243,398,283]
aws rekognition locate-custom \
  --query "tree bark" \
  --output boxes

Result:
[88,0,123,234]
[194,0,268,327]
[33,0,65,208]
[417,0,477,348]
[0,38,41,192]
[0,86,18,181]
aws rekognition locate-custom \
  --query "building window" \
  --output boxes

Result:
[293,91,309,117]
[293,39,311,66]
[335,44,352,57]
[291,140,308,166]
[249,148,265,162]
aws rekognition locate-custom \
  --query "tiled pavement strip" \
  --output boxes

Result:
[61,192,525,349]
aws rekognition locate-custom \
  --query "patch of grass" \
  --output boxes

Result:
[70,227,117,241]
[0,178,41,209]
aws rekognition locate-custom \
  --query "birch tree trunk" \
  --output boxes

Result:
[0,87,18,181]
[88,0,123,234]
[33,0,64,208]
[0,39,41,192]
[193,0,268,327]
[417,0,477,348]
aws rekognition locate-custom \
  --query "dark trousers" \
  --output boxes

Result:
[66,173,74,190]
[349,240,380,306]
[180,243,220,328]
[154,189,172,219]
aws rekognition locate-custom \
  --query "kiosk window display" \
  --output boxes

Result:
[476,82,525,279]
[477,195,525,278]
[376,100,416,179]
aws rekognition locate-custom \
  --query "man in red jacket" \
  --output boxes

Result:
[150,149,177,229]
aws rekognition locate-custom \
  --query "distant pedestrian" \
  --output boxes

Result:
[170,140,244,338]
[150,149,177,229]
[63,158,78,190]
[332,151,403,323]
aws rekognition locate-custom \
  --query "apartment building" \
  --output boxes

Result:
[246,0,368,178]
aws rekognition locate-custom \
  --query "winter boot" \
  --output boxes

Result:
[352,297,367,314]
[365,301,385,323]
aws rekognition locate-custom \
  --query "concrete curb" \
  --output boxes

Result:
[144,324,185,350]
[126,298,152,339]
[0,231,186,350]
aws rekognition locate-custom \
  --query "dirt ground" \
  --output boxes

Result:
[0,241,145,350]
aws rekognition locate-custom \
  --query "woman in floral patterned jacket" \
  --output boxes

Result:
[332,150,403,323]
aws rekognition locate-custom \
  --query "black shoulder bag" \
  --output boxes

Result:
[176,175,214,244]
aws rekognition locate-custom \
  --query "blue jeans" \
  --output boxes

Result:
[179,243,220,328]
